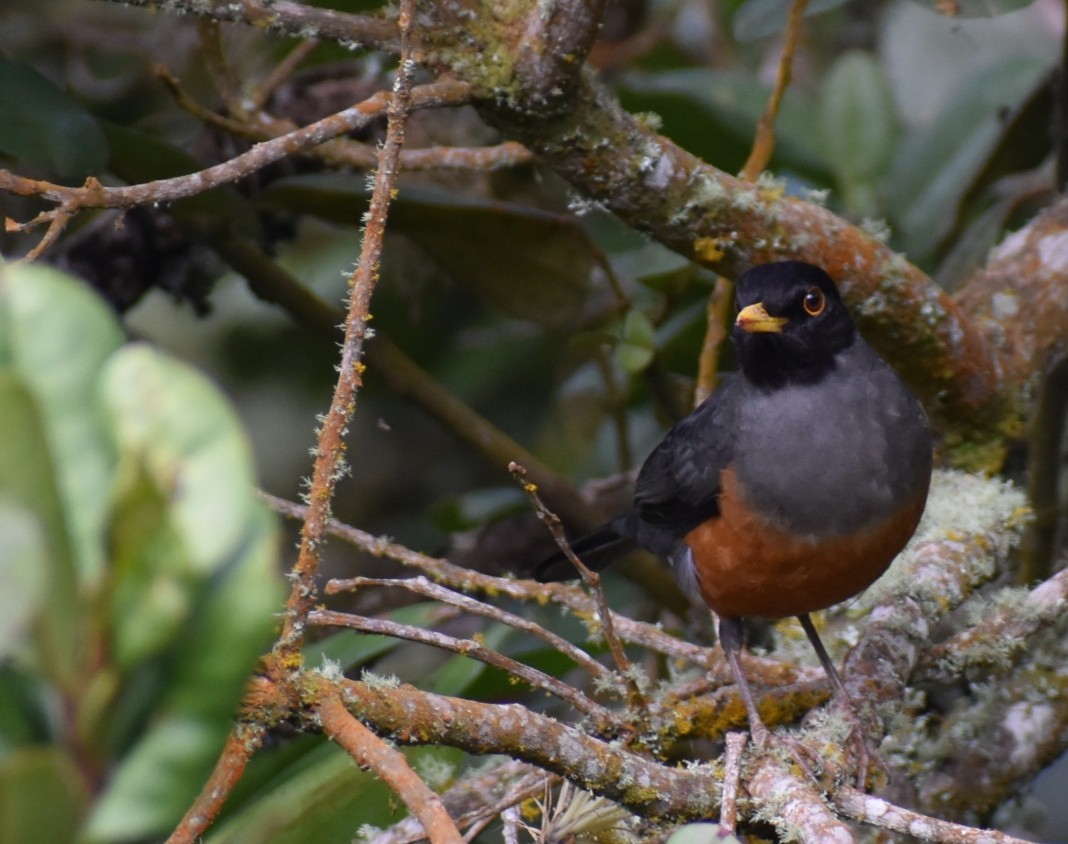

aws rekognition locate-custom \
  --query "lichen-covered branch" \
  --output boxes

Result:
[292,674,723,822]
[318,694,464,844]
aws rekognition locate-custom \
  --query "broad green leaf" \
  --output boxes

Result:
[100,345,260,573]
[107,464,194,669]
[0,747,88,844]
[0,57,108,178]
[819,51,899,216]
[733,0,849,41]
[0,376,82,686]
[0,501,47,659]
[87,507,281,842]
[884,56,1048,262]
[614,309,657,374]
[0,665,50,754]
[0,260,122,583]
[258,175,599,327]
[86,713,230,842]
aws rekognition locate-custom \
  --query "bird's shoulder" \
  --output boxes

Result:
[632,375,743,522]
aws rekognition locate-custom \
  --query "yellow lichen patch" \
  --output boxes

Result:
[693,236,725,263]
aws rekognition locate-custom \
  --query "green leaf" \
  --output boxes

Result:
[100,345,261,574]
[107,464,195,669]
[0,57,108,178]
[884,56,1049,262]
[87,504,281,842]
[0,665,50,753]
[0,266,286,841]
[614,309,657,374]
[0,747,88,844]
[0,501,47,659]
[733,0,849,41]
[0,376,82,686]
[819,51,899,216]
[0,260,123,584]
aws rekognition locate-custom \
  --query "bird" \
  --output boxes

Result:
[536,260,933,746]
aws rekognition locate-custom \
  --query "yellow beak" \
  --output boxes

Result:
[735,302,788,334]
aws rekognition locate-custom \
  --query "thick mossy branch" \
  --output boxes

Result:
[296,674,723,822]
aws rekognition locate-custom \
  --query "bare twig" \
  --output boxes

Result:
[308,608,624,732]
[835,787,1034,844]
[1,80,469,259]
[509,461,647,715]
[250,39,321,110]
[368,761,551,844]
[741,0,809,180]
[165,722,267,844]
[260,492,716,667]
[275,2,418,653]
[112,0,400,51]
[318,694,464,844]
[324,575,617,687]
[196,19,239,106]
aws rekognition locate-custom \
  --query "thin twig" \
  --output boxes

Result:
[196,19,240,106]
[297,674,724,821]
[115,0,400,51]
[508,462,649,717]
[165,722,267,844]
[319,694,464,844]
[275,0,418,654]
[261,490,715,667]
[1,80,469,258]
[740,0,809,180]
[835,787,1035,844]
[251,39,321,110]
[325,575,618,688]
[309,608,624,732]
[368,761,551,844]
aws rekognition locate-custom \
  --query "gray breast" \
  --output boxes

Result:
[731,341,931,538]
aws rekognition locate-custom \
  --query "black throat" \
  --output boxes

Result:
[734,327,854,389]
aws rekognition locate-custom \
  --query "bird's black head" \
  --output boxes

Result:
[732,261,856,388]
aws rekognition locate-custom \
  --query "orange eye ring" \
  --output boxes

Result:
[802,287,825,317]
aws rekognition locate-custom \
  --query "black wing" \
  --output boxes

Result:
[534,377,740,581]
[621,375,741,557]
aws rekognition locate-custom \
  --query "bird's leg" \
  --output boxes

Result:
[797,613,882,786]
[718,616,771,748]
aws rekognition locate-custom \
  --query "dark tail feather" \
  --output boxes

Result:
[533,524,640,582]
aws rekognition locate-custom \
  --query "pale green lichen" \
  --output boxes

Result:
[361,669,401,689]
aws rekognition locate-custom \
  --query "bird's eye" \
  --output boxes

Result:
[802,287,825,317]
